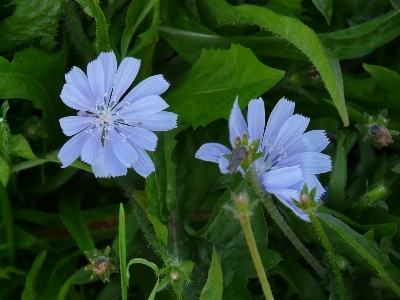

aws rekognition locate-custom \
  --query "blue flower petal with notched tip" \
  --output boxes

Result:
[195,97,332,221]
[58,52,177,178]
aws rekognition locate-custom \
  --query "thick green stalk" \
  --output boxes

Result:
[308,213,346,299]
[245,167,327,281]
[239,211,274,300]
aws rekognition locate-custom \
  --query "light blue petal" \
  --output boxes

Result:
[109,57,140,107]
[58,131,90,167]
[109,129,138,167]
[104,139,128,177]
[125,95,168,115]
[285,130,330,157]
[59,116,95,136]
[99,52,117,104]
[229,97,248,147]
[118,75,169,107]
[87,57,105,102]
[219,156,230,174]
[60,84,96,112]
[289,174,326,200]
[263,98,295,145]
[121,126,157,151]
[124,111,177,131]
[195,143,231,163]
[130,143,155,177]
[273,114,309,150]
[248,98,265,142]
[277,152,332,174]
[81,129,102,165]
[270,189,310,222]
[91,147,110,178]
[65,66,97,106]
[260,166,303,190]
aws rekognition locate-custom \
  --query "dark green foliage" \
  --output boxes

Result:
[1,0,400,299]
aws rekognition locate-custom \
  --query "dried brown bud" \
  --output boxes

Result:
[369,124,393,147]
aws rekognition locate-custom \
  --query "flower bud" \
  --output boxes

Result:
[300,193,312,209]
[170,270,180,281]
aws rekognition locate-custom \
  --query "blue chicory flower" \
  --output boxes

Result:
[58,52,177,178]
[195,97,331,221]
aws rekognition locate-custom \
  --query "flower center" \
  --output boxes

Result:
[256,139,287,175]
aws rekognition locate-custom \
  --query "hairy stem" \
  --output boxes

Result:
[309,213,346,299]
[245,166,328,281]
[239,209,274,300]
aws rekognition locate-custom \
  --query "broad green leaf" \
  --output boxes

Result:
[119,203,128,300]
[317,214,400,296]
[200,247,223,300]
[311,0,332,25]
[319,8,400,60]
[147,212,168,248]
[75,0,111,52]
[9,134,37,160]
[273,251,326,300]
[121,0,158,57]
[0,155,9,187]
[165,43,285,128]
[59,193,95,256]
[362,63,400,112]
[327,130,348,210]
[21,251,47,300]
[0,0,63,52]
[197,0,349,126]
[0,48,67,146]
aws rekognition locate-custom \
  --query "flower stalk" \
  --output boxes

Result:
[245,166,328,281]
[234,192,274,300]
[308,213,346,299]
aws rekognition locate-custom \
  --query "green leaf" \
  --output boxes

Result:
[9,134,37,160]
[165,43,285,128]
[200,247,223,300]
[196,0,349,126]
[327,130,348,210]
[0,155,10,187]
[75,0,111,52]
[147,212,168,248]
[311,0,332,25]
[119,203,128,300]
[126,258,159,286]
[59,193,95,256]
[145,130,179,221]
[392,163,400,174]
[0,0,63,52]
[121,0,158,57]
[57,267,95,300]
[362,63,400,112]
[319,8,400,60]
[317,213,400,296]
[273,251,326,300]
[187,176,280,299]
[0,48,67,146]
[21,251,47,300]
[0,101,11,163]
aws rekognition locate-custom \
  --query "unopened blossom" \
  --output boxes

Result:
[195,97,331,221]
[58,52,177,177]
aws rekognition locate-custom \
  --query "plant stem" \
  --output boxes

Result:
[0,183,15,264]
[239,212,274,300]
[245,167,327,281]
[308,213,346,300]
